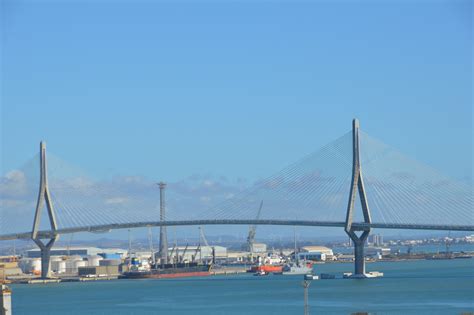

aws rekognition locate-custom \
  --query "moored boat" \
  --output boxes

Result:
[121,262,211,279]
[250,264,283,273]
[253,270,269,276]
[304,274,319,280]
[281,261,313,275]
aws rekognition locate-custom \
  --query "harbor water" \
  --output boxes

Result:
[12,258,474,314]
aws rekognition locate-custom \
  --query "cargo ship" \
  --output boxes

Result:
[121,262,212,279]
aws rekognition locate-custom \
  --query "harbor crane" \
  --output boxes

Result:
[191,244,201,263]
[180,243,189,263]
[247,201,264,261]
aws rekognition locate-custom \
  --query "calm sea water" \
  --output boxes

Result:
[12,259,474,315]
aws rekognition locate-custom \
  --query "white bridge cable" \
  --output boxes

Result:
[45,152,165,229]
[359,131,473,226]
[188,140,345,220]
[189,131,353,222]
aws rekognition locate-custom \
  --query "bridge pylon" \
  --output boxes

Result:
[31,141,59,279]
[345,119,372,278]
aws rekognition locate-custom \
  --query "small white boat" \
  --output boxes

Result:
[365,271,384,278]
[343,271,384,279]
[343,272,353,279]
[304,274,319,280]
[254,270,268,276]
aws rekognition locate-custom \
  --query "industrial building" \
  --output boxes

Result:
[0,257,23,278]
[78,265,120,277]
[298,246,335,261]
[241,242,267,253]
[369,234,384,246]
[250,243,267,253]
[26,247,127,258]
[366,247,391,258]
[226,251,250,263]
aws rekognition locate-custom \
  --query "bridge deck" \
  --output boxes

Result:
[1,220,473,241]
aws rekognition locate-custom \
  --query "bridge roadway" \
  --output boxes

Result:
[1,219,473,241]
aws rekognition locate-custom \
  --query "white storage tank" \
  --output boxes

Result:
[51,260,66,274]
[65,256,85,274]
[86,255,103,267]
[69,255,83,261]
[74,260,87,269]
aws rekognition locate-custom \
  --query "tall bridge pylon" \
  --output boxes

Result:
[345,119,372,277]
[31,141,59,279]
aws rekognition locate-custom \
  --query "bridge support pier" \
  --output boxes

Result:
[347,230,369,276]
[32,237,58,279]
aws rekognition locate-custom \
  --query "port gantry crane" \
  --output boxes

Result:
[247,201,264,262]
[191,244,201,263]
[180,243,189,263]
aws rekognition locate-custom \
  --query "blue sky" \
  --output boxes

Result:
[2,0,472,181]
[1,0,472,239]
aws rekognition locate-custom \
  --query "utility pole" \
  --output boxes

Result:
[294,226,298,264]
[127,229,132,266]
[302,280,311,315]
[158,182,168,265]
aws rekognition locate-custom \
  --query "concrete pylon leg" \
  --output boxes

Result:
[41,248,51,278]
[354,241,365,275]
[33,237,57,279]
[347,229,369,277]
[40,245,52,279]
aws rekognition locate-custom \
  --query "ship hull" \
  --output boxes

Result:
[249,265,283,273]
[282,270,311,275]
[121,271,210,279]
[121,263,211,279]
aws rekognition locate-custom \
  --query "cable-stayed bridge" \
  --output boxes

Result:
[1,119,472,278]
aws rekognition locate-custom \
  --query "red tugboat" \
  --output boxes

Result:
[248,253,283,274]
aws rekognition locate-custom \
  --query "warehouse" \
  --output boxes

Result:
[298,246,335,261]
[26,247,127,258]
